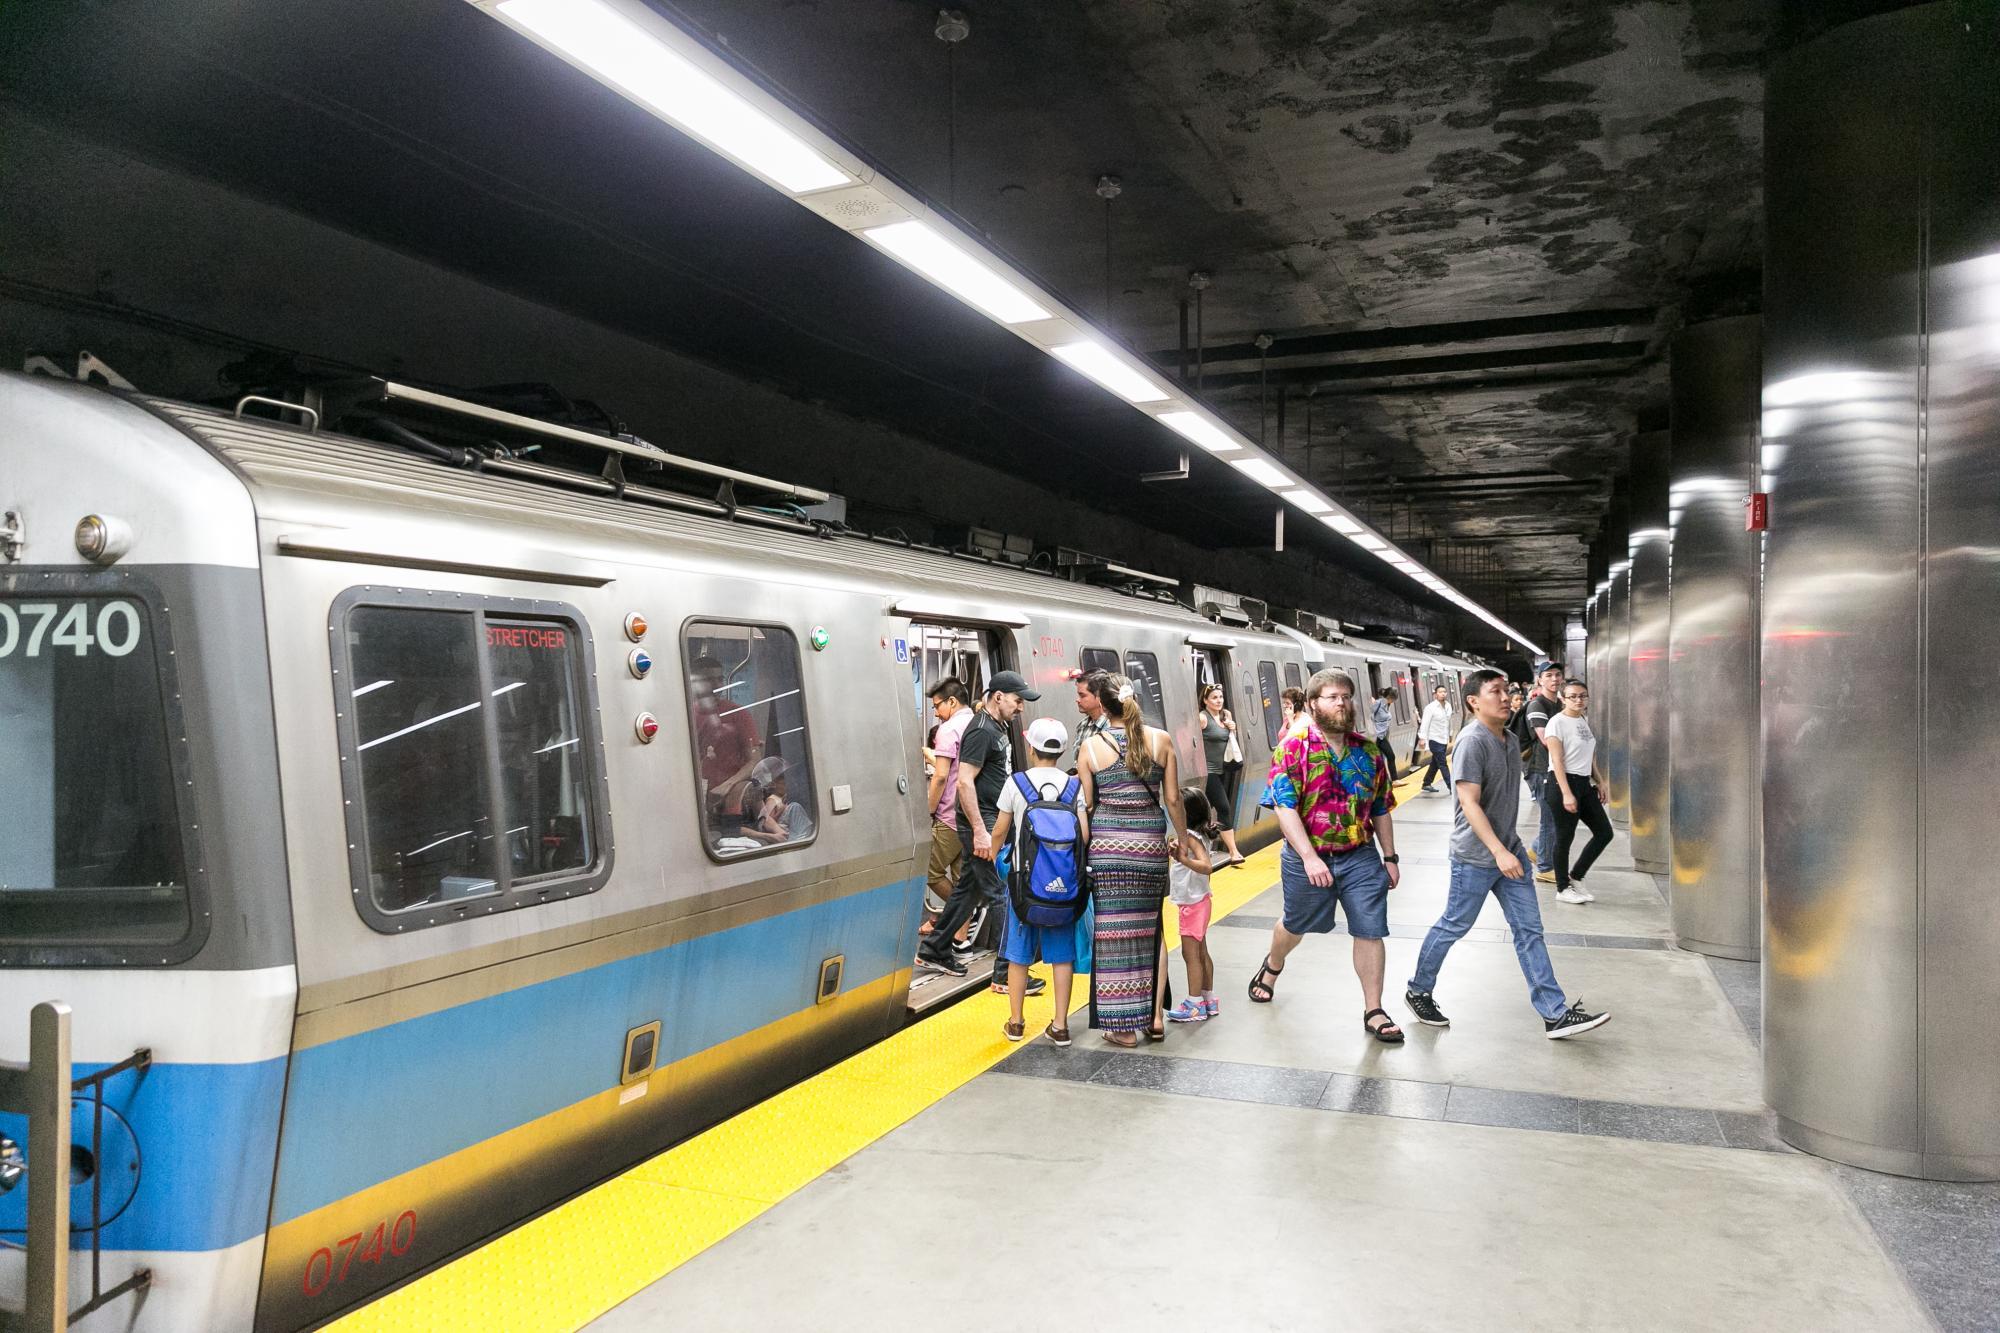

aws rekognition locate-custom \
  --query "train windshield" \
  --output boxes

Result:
[0,595,191,950]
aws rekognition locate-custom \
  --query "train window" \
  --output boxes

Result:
[488,620,596,882]
[333,592,611,933]
[1078,646,1119,677]
[1257,660,1284,747]
[0,594,192,953]
[683,621,818,859]
[1122,651,1167,727]
[1282,661,1303,691]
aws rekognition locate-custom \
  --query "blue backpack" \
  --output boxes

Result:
[1007,772,1089,927]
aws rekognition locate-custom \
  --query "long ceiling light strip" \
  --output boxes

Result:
[471,0,1543,655]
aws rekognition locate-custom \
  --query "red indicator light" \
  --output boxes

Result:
[634,712,660,743]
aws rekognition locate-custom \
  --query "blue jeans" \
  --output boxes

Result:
[1529,773,1557,864]
[1409,859,1568,1021]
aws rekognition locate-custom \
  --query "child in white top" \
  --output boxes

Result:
[1166,787,1222,1022]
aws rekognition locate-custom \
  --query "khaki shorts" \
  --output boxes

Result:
[926,819,963,905]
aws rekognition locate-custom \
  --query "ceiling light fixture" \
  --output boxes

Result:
[1156,410,1241,454]
[861,221,1051,324]
[470,0,1547,656]
[1050,341,1171,403]
[1229,457,1291,488]
[494,0,850,194]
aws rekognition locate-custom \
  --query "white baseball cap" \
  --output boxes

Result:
[1025,716,1068,755]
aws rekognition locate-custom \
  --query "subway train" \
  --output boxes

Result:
[0,368,1483,1330]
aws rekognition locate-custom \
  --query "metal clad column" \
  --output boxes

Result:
[1668,316,1762,959]
[1626,435,1671,874]
[1764,2,2000,1180]
[1601,482,1632,827]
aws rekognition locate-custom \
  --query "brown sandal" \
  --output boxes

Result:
[1044,1022,1072,1048]
[1102,1031,1139,1049]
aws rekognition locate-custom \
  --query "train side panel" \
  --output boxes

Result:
[248,523,924,1327]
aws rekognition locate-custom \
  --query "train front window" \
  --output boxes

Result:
[335,594,609,931]
[0,596,191,949]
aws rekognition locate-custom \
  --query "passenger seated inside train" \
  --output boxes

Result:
[740,757,815,844]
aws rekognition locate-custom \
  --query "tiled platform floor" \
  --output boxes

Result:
[594,791,2000,1332]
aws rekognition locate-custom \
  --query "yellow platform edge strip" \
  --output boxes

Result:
[330,834,1305,1332]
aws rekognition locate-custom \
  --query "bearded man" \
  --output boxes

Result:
[1246,668,1406,1044]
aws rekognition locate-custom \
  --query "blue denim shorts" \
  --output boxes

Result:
[1279,845,1391,939]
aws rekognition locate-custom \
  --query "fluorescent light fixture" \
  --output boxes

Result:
[1229,457,1291,488]
[1049,342,1171,403]
[496,0,850,194]
[1326,514,1363,535]
[1157,410,1240,454]
[1353,534,1388,552]
[1282,490,1332,513]
[860,221,1050,325]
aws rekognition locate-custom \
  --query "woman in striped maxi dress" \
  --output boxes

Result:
[1079,672,1189,1048]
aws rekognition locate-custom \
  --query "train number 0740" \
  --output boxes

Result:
[302,1210,417,1297]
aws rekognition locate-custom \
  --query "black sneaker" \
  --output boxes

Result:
[919,951,968,977]
[1404,989,1450,1027]
[1544,1000,1610,1039]
[1022,974,1047,998]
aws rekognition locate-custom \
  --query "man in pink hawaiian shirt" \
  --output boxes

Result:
[1247,668,1406,1043]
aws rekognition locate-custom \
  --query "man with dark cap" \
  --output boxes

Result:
[918,670,1046,996]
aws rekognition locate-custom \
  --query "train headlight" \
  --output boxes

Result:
[74,514,133,565]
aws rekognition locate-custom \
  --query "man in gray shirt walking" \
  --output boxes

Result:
[1403,670,1610,1039]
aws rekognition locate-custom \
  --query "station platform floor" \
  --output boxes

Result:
[331,770,2000,1333]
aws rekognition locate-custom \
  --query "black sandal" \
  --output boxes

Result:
[1363,1008,1405,1044]
[1146,1023,1166,1043]
[1249,955,1284,1004]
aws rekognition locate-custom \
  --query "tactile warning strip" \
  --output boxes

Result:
[328,842,1283,1331]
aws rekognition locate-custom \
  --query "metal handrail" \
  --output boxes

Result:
[0,1005,152,1333]
[0,1001,71,1332]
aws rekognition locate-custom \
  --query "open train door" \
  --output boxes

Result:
[1187,629,1255,842]
[890,597,1027,1017]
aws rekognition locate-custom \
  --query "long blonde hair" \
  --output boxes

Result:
[1088,671,1154,779]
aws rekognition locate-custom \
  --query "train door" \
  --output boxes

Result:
[1189,645,1230,779]
[899,618,1012,1014]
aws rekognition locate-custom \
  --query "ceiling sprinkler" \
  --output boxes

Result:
[935,9,970,42]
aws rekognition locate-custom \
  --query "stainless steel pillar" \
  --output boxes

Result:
[1763,2,2000,1180]
[1668,315,1761,960]
[1625,435,1670,874]
[1601,483,1631,827]
[1562,616,1586,677]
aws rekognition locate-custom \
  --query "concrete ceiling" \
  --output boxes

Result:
[0,0,1772,636]
[669,0,1771,614]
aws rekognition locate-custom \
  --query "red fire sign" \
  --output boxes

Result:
[1746,492,1769,531]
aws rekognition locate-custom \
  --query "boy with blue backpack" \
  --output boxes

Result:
[990,716,1089,1046]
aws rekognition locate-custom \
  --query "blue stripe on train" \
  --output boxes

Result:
[0,1057,287,1252]
[271,876,918,1223]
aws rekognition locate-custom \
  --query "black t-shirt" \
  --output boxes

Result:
[959,710,1013,818]
[1521,690,1562,773]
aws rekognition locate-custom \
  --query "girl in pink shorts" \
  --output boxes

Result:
[1167,788,1222,1022]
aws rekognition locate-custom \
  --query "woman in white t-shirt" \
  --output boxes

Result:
[1542,680,1613,905]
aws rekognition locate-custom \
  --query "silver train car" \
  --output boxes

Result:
[0,370,1480,1329]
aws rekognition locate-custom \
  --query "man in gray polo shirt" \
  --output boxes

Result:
[1403,669,1610,1039]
